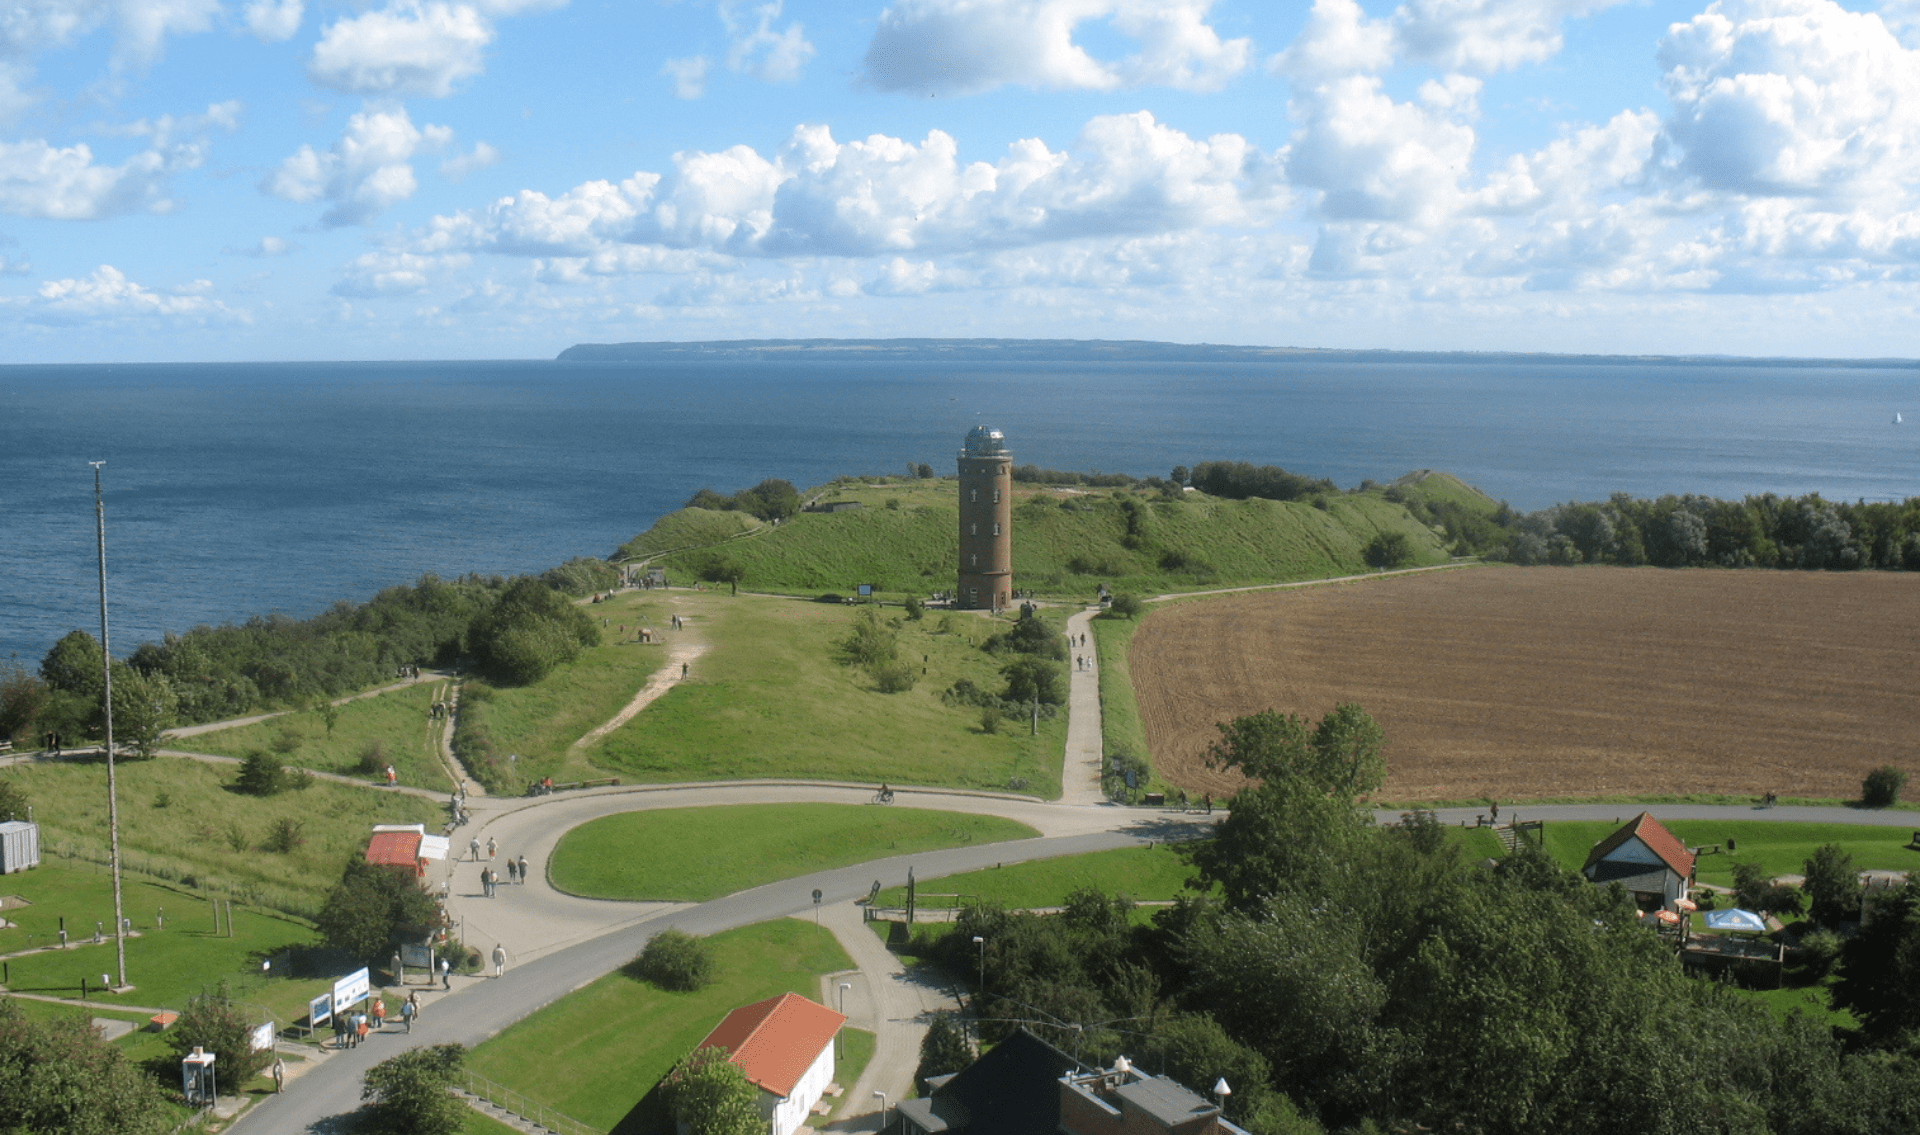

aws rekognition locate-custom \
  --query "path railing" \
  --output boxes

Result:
[460,1070,599,1135]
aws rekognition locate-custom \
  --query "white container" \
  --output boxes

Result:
[0,820,40,874]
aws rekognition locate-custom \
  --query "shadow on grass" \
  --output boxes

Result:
[610,1081,671,1135]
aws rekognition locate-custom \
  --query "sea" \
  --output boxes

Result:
[2,349,1916,666]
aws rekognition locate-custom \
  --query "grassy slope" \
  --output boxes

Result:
[585,594,1066,796]
[0,759,439,916]
[616,507,761,560]
[549,804,1039,901]
[1391,469,1504,511]
[1090,612,1173,797]
[465,919,852,1133]
[181,680,449,789]
[634,476,1461,601]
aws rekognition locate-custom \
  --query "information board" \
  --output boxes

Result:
[333,967,370,1013]
[250,1021,276,1052]
[309,992,332,1028]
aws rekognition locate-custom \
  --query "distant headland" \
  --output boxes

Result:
[557,337,1920,369]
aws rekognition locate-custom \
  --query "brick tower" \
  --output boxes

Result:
[957,426,1013,610]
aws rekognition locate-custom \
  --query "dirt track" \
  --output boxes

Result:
[1130,566,1920,801]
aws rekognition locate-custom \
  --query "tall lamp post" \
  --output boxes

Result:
[90,462,128,991]
[838,981,851,1060]
[873,1091,889,1134]
[971,935,985,1003]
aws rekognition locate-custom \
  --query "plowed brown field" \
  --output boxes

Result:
[1131,566,1920,801]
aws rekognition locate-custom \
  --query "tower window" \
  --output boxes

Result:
[993,523,1000,536]
[993,490,999,503]
[970,524,977,536]
[970,554,977,567]
[970,490,976,503]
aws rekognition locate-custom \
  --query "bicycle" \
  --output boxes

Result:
[1006,776,1029,791]
[870,790,895,805]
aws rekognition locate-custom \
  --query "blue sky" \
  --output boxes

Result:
[5,0,1920,361]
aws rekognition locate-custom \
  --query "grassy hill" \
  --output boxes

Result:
[622,472,1499,599]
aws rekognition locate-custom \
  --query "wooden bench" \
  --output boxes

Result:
[1907,830,1920,850]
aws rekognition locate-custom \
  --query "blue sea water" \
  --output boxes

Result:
[2,354,1916,666]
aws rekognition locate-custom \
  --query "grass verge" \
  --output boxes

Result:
[180,680,449,789]
[550,804,1039,901]
[1537,819,1920,885]
[872,844,1193,910]
[465,919,852,1133]
[584,595,1065,796]
[0,758,439,917]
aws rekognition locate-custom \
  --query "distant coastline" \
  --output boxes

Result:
[557,337,1920,369]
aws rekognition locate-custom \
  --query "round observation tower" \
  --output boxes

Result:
[957,426,1013,611]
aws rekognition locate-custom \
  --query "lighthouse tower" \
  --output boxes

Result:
[957,426,1013,611]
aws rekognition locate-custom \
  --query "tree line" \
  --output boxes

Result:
[1498,492,1920,570]
[913,705,1920,1135]
[1,564,613,751]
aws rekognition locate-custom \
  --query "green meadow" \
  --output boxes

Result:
[872,843,1193,910]
[180,678,451,788]
[583,594,1067,796]
[1538,818,1920,885]
[550,804,1039,901]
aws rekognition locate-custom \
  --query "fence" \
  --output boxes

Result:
[460,1069,599,1135]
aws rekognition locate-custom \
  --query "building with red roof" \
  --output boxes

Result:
[697,992,847,1135]
[1582,812,1696,912]
[364,824,449,879]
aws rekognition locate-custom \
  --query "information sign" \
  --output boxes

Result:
[333,967,370,1013]
[308,992,332,1029]
[250,1021,276,1052]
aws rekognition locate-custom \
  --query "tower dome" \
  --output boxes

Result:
[962,426,1007,457]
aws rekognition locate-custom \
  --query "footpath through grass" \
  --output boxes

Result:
[466,919,853,1133]
[550,804,1039,901]
[0,758,439,917]
[586,594,1066,796]
[873,844,1192,909]
[183,679,450,789]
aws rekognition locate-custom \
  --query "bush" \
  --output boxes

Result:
[237,750,289,796]
[871,662,918,694]
[663,1046,761,1135]
[903,596,924,620]
[362,1044,468,1135]
[355,740,389,776]
[916,1012,974,1089]
[1798,928,1844,979]
[264,817,306,854]
[169,982,273,1089]
[1107,594,1145,619]
[1104,747,1151,804]
[1862,765,1908,808]
[1363,531,1415,569]
[632,928,715,991]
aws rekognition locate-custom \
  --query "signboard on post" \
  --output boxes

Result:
[309,992,332,1029]
[250,1021,276,1052]
[857,584,874,598]
[333,967,370,1013]
[402,943,434,969]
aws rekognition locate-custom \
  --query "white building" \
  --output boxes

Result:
[696,991,847,1135]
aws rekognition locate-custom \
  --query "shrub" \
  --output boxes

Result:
[632,928,715,991]
[1103,747,1151,804]
[1363,531,1415,569]
[1798,928,1844,978]
[169,982,272,1089]
[916,1012,974,1089]
[979,705,1001,735]
[356,740,389,776]
[1862,765,1908,808]
[664,1046,761,1135]
[362,1044,468,1135]
[903,596,924,620]
[236,750,288,795]
[265,817,306,854]
[871,662,918,693]
[1107,594,1145,619]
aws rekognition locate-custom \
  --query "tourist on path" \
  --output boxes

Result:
[506,857,518,885]
[440,957,451,990]
[487,836,497,860]
[518,854,529,883]
[469,836,481,861]
[385,764,397,787]
[273,1057,285,1093]
[492,944,507,978]
[372,997,387,1030]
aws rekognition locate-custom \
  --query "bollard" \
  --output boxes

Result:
[81,976,88,998]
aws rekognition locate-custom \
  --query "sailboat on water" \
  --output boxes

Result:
[1898,412,1906,424]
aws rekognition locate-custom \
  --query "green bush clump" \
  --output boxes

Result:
[630,928,716,991]
[1862,765,1908,808]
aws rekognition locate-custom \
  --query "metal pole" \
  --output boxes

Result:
[91,462,127,991]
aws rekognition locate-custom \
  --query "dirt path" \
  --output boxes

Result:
[1060,607,1105,806]
[570,604,710,752]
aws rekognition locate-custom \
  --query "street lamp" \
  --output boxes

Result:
[873,1091,889,1133]
[838,981,851,1060]
[971,935,985,1002]
[1213,1078,1231,1116]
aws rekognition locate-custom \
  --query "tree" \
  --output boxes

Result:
[1832,875,1920,1043]
[664,1046,762,1135]
[168,982,273,1090]
[113,667,177,759]
[237,750,290,795]
[362,1044,469,1135]
[1730,860,1802,917]
[1001,656,1064,705]
[1171,465,1189,485]
[0,661,49,748]
[39,630,104,698]
[0,1000,167,1135]
[1862,765,1908,808]
[916,1012,973,1088]
[1107,593,1144,619]
[1203,705,1387,798]
[631,928,715,991]
[916,462,935,479]
[316,856,438,962]
[1362,531,1414,569]
[701,556,746,596]
[469,576,600,685]
[1802,844,1862,928]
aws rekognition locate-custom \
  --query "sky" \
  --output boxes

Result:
[6,0,1920,362]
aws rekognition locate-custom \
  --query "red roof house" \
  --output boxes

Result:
[366,830,426,878]
[1582,812,1696,911]
[697,992,846,1135]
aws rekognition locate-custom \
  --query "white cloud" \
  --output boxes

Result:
[1657,0,1920,203]
[864,0,1249,95]
[265,106,451,225]
[1286,75,1478,225]
[0,128,216,219]
[243,0,305,42]
[724,1,813,82]
[417,113,1283,267]
[309,2,494,97]
[1271,0,1395,82]
[332,249,471,296]
[23,264,243,322]
[1394,0,1624,73]
[663,54,709,99]
[440,140,499,180]
[229,234,296,256]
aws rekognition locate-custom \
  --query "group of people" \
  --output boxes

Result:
[1074,654,1093,670]
[428,700,455,720]
[473,835,532,895]
[397,664,422,679]
[330,990,424,1049]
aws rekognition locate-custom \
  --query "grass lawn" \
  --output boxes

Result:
[0,759,440,917]
[585,594,1066,797]
[811,1027,875,1125]
[0,862,344,1028]
[550,804,1039,901]
[1538,819,1920,885]
[1090,612,1164,795]
[466,919,853,1134]
[182,679,451,790]
[872,844,1194,910]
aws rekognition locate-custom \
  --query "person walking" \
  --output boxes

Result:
[468,836,481,861]
[385,764,397,787]
[491,943,507,978]
[440,956,452,990]
[506,857,518,885]
[272,1057,286,1093]
[486,836,497,860]
[372,997,387,1031]
[517,854,529,884]
[400,997,416,1033]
